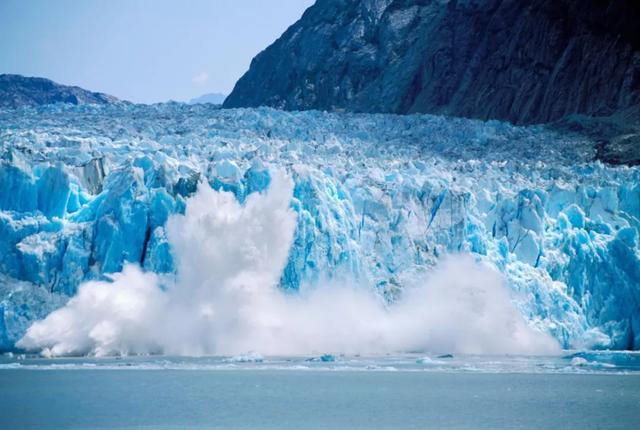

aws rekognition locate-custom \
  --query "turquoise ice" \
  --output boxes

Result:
[0,103,638,351]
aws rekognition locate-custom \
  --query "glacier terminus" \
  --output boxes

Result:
[0,102,638,354]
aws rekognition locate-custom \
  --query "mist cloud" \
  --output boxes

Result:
[18,171,559,357]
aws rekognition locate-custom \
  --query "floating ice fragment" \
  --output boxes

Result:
[224,352,265,363]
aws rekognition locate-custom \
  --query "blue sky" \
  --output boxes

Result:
[0,0,313,103]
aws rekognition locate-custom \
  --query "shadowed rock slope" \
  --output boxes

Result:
[0,74,120,108]
[224,0,639,126]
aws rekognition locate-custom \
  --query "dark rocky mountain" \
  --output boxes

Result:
[0,74,120,108]
[224,0,639,126]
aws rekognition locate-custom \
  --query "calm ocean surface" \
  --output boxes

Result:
[1,353,639,429]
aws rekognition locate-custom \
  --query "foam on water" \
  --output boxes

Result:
[2,351,639,374]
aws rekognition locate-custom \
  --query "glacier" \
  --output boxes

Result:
[0,103,639,352]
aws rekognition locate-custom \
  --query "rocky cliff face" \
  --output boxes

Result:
[0,74,119,108]
[224,0,640,126]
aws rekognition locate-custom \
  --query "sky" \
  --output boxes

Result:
[0,0,314,103]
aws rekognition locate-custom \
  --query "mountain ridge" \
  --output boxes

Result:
[0,74,120,108]
[189,92,227,105]
[224,0,640,126]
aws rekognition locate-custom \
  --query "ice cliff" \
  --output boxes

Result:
[0,103,639,351]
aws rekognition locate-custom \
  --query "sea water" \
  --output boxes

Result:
[1,353,639,429]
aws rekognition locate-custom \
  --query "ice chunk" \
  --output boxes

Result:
[224,352,265,363]
[570,357,589,366]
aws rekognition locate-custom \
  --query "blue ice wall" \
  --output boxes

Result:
[0,104,638,351]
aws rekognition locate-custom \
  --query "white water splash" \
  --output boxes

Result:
[18,171,559,357]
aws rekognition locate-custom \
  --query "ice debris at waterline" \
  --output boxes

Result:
[0,103,639,352]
